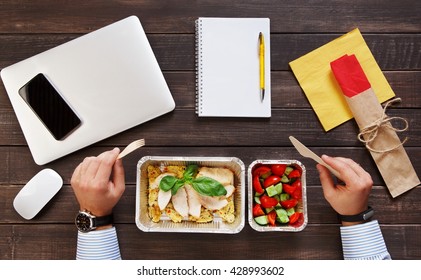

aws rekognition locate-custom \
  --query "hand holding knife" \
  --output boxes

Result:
[289,136,342,180]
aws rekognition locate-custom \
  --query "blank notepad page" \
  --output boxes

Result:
[195,17,271,117]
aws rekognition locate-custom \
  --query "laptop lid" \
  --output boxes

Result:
[1,16,175,165]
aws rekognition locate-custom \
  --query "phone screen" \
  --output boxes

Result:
[19,73,81,140]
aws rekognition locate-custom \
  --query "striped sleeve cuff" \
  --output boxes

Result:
[340,220,391,260]
[76,227,122,260]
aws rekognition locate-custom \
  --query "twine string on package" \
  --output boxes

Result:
[357,97,408,153]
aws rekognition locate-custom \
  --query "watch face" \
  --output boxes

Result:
[76,212,93,232]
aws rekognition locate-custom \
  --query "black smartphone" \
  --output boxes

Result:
[19,73,81,140]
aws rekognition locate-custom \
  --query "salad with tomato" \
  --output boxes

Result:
[251,163,305,228]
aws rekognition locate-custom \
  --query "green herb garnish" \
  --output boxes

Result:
[159,164,227,197]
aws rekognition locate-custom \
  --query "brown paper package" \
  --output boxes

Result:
[346,89,420,198]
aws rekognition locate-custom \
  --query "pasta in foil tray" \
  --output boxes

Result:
[147,164,236,223]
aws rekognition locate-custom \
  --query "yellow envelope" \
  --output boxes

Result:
[289,28,395,131]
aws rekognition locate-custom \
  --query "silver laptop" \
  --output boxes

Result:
[1,16,175,165]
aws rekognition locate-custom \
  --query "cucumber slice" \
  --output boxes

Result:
[284,166,294,175]
[286,207,295,217]
[266,182,283,197]
[280,193,290,201]
[265,207,274,214]
[274,182,283,194]
[280,174,289,183]
[275,208,289,223]
[266,185,278,197]
[254,196,261,204]
[254,215,269,225]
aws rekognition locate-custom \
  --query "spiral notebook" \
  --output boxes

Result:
[195,17,271,117]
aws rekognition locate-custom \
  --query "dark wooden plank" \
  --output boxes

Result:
[0,0,419,34]
[2,224,419,259]
[2,71,421,110]
[0,146,420,186]
[0,107,419,147]
[118,224,344,260]
[100,108,421,147]
[1,34,420,71]
[2,225,77,260]
[1,184,420,225]
[0,225,13,259]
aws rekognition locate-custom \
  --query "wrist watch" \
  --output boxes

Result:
[337,206,374,222]
[75,210,113,233]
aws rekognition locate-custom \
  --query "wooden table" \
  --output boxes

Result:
[0,1,420,260]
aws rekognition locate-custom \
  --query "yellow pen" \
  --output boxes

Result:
[259,32,265,102]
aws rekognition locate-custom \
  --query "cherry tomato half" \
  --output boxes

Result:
[288,169,301,179]
[291,179,302,199]
[263,175,281,188]
[253,175,264,194]
[260,195,279,208]
[289,212,300,224]
[271,164,287,176]
[290,212,304,228]
[280,199,298,209]
[282,183,296,195]
[253,166,272,178]
[291,187,302,200]
[253,204,265,217]
[267,211,277,226]
[292,179,301,189]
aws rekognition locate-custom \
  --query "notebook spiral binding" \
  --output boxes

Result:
[195,18,203,115]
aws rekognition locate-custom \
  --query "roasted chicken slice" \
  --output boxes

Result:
[185,184,202,218]
[171,187,189,218]
[197,167,234,186]
[198,194,228,210]
[158,188,172,210]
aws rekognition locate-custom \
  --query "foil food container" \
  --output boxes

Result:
[136,156,245,234]
[248,159,308,232]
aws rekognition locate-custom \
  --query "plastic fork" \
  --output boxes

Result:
[117,139,145,159]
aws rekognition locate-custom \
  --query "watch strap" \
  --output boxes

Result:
[92,213,114,228]
[338,206,374,222]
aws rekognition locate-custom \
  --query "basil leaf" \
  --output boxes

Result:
[171,180,185,195]
[159,175,179,192]
[183,164,199,181]
[191,176,227,197]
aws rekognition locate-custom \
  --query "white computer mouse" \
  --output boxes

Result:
[13,168,63,220]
